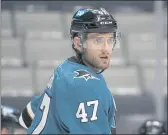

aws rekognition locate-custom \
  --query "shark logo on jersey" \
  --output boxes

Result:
[73,70,99,81]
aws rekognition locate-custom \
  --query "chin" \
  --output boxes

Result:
[100,63,109,70]
[103,61,110,68]
[103,65,109,69]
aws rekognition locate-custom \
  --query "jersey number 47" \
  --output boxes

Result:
[76,100,99,123]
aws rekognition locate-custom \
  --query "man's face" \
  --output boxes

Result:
[82,33,114,71]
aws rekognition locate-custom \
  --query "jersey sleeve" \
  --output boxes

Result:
[19,95,42,129]
[19,73,55,129]
[27,71,64,134]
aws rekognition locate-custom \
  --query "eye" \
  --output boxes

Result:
[93,38,103,44]
[107,38,116,44]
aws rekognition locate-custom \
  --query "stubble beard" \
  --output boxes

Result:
[82,51,109,72]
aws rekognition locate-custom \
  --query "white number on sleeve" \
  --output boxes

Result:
[32,93,51,134]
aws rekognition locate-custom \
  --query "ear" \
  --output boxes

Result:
[73,36,83,52]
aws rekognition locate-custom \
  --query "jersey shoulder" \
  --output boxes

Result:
[45,59,79,92]
[51,58,107,98]
[56,59,102,84]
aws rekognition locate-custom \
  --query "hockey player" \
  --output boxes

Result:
[19,7,120,134]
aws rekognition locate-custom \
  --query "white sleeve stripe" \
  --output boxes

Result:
[111,125,116,128]
[112,97,117,111]
[27,102,35,119]
[19,113,28,129]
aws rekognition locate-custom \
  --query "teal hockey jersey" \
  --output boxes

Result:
[19,56,117,134]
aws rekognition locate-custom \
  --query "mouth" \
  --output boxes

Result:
[100,56,108,60]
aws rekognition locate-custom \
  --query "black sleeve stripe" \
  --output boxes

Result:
[111,127,116,135]
[111,114,116,134]
[22,107,33,128]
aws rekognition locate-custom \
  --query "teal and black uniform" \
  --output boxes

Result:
[19,56,117,134]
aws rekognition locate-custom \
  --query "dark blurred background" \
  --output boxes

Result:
[1,1,167,134]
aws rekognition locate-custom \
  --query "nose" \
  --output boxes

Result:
[103,39,109,50]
